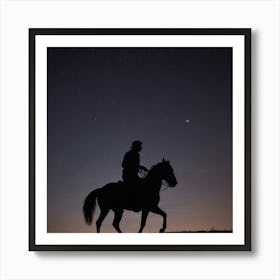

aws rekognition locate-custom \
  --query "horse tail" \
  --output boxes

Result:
[83,189,100,225]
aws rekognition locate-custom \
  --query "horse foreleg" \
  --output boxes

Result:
[112,209,123,233]
[96,208,109,233]
[138,210,149,233]
[151,206,167,233]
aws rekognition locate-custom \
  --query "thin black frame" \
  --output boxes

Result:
[29,28,251,251]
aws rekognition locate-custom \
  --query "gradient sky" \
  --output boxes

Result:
[47,47,232,233]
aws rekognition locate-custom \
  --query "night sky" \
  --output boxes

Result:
[47,47,232,233]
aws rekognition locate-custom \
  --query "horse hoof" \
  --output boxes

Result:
[159,228,165,233]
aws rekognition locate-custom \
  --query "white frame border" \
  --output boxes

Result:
[34,34,245,246]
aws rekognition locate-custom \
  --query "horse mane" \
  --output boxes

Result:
[146,161,167,179]
[149,160,169,172]
[149,162,162,171]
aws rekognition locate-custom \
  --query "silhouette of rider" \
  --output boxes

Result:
[122,140,148,185]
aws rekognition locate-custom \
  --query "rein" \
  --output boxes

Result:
[139,168,171,192]
[160,181,170,192]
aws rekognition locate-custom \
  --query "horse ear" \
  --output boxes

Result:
[162,158,165,162]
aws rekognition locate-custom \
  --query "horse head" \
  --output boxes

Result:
[159,158,177,188]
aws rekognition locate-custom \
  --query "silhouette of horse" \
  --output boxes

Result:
[83,159,177,233]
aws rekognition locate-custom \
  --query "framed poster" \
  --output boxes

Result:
[29,28,251,251]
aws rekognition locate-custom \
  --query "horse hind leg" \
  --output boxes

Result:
[151,206,167,233]
[112,209,123,233]
[96,208,109,233]
[138,210,149,233]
